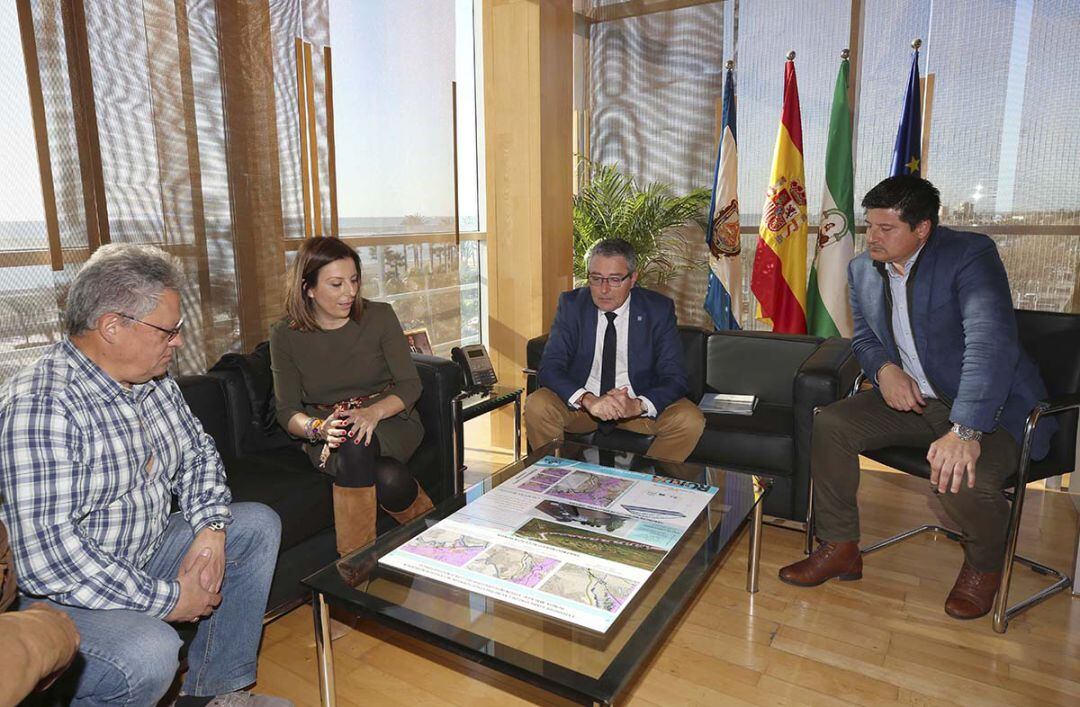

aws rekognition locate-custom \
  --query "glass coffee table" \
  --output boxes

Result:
[303,440,769,706]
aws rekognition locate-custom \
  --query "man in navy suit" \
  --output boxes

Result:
[779,176,1055,620]
[525,238,705,462]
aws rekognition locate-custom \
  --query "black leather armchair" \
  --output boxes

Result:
[806,309,1079,632]
[525,326,861,523]
[178,343,462,616]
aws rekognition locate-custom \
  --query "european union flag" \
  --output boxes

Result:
[890,47,922,176]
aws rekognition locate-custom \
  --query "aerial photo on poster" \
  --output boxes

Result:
[513,518,666,571]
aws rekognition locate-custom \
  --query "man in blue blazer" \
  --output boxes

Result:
[779,176,1055,620]
[525,239,705,462]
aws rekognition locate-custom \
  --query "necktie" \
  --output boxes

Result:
[598,311,617,434]
[600,311,617,395]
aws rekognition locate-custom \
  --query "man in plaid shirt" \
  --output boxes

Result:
[0,245,289,706]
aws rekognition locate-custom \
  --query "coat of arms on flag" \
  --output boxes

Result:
[817,206,851,250]
[709,198,740,257]
[762,176,807,245]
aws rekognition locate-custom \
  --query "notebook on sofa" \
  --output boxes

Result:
[698,393,757,415]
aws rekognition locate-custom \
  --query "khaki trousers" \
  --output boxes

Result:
[524,387,705,462]
[812,389,1018,571]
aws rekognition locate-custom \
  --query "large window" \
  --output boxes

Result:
[325,0,484,355]
[855,0,1080,311]
[0,1,59,382]
[0,0,486,386]
[579,0,1080,328]
[6,0,239,377]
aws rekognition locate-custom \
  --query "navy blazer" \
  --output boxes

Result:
[537,286,688,415]
[848,225,1055,460]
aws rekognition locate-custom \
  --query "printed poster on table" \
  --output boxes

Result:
[378,456,719,633]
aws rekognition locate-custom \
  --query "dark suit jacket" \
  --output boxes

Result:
[848,225,1055,460]
[537,286,688,415]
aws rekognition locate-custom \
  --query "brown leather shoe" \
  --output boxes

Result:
[945,562,1001,620]
[778,541,862,587]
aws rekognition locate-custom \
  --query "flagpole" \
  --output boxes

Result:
[912,38,924,174]
[847,0,863,161]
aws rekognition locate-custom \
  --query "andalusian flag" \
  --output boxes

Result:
[807,53,855,338]
[751,53,807,334]
[704,62,741,330]
[891,43,922,176]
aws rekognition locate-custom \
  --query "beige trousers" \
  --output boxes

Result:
[524,387,705,462]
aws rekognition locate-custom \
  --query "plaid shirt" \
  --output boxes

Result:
[0,340,231,618]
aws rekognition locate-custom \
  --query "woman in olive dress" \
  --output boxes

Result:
[271,237,432,557]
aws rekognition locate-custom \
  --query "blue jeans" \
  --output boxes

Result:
[41,503,280,705]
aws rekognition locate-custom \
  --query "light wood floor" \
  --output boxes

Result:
[254,447,1080,706]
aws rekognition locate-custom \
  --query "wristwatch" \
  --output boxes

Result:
[950,423,983,442]
[206,520,227,533]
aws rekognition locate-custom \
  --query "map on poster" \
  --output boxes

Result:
[379,456,718,632]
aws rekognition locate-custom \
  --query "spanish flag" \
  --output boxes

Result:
[751,54,808,334]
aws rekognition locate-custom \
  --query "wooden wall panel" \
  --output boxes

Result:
[539,0,575,323]
[483,0,573,446]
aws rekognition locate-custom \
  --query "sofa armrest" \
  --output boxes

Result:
[524,369,539,395]
[791,337,861,517]
[525,335,548,395]
[410,354,463,503]
[795,338,860,403]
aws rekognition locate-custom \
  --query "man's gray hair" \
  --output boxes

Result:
[586,238,637,273]
[64,244,184,335]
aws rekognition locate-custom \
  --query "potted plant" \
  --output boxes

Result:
[572,161,711,287]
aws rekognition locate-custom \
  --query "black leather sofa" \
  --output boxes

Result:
[176,343,462,616]
[526,326,861,522]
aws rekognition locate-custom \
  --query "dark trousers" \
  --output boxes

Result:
[812,390,1018,571]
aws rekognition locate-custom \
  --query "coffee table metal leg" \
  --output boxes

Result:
[513,392,522,460]
[451,398,464,495]
[313,592,336,707]
[746,499,764,593]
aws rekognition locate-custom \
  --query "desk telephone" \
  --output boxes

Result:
[451,344,497,391]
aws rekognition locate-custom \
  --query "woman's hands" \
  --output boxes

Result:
[337,406,382,446]
[297,395,405,452]
[319,411,351,449]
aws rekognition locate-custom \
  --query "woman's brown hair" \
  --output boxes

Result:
[284,237,364,331]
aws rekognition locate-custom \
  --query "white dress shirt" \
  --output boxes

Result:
[885,244,936,398]
[567,292,657,418]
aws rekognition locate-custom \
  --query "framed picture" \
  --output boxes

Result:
[403,328,433,355]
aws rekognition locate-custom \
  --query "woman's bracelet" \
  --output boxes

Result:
[304,416,325,443]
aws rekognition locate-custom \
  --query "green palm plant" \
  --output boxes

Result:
[573,161,711,287]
